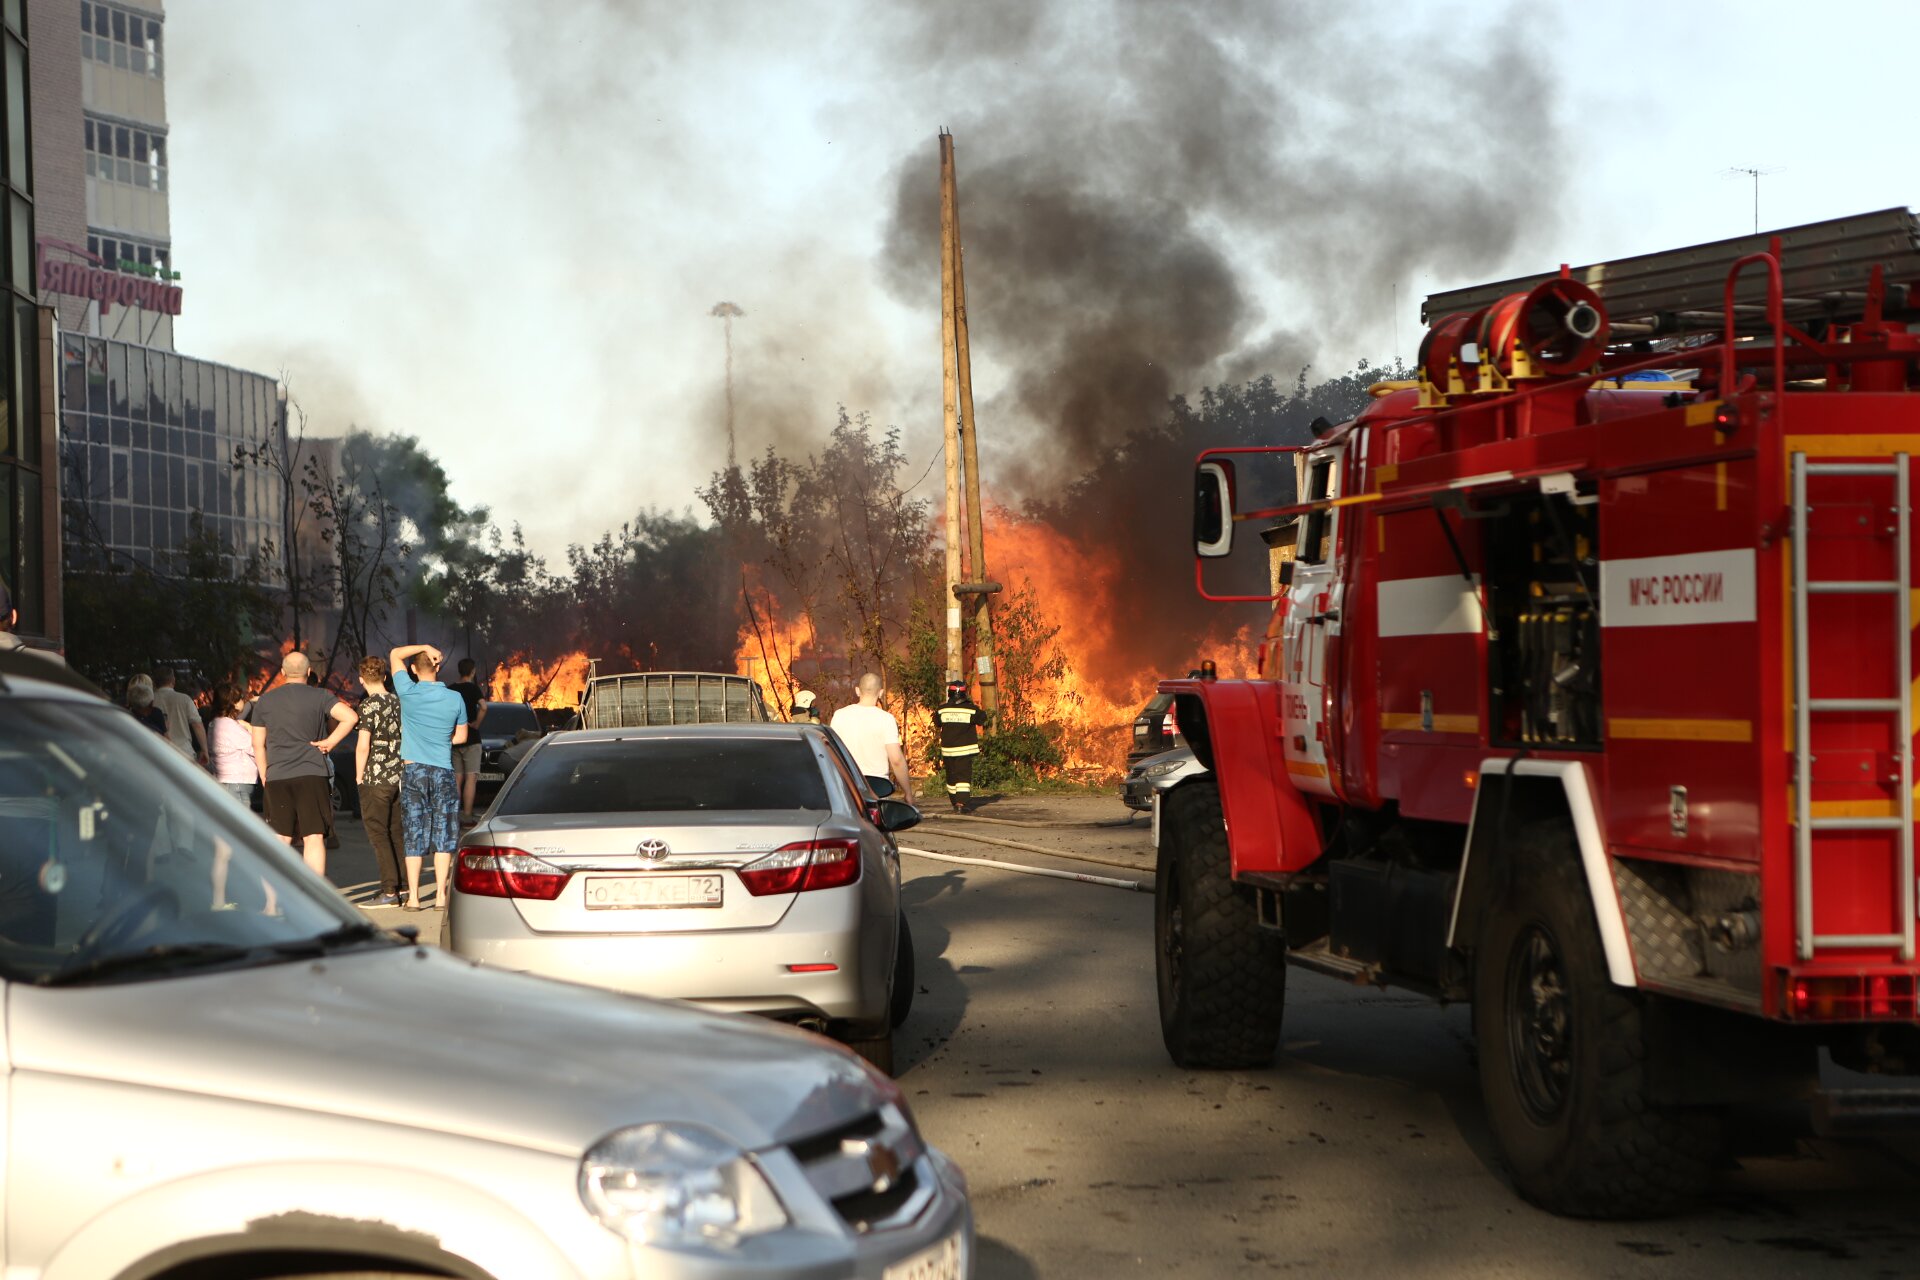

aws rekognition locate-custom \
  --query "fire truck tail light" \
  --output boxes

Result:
[1785,973,1917,1021]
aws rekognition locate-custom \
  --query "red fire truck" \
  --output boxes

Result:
[1160,208,1920,1217]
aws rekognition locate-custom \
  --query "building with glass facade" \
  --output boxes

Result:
[20,0,290,647]
[58,335,283,581]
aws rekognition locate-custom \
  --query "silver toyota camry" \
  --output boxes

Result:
[446,723,921,1072]
[0,653,970,1280]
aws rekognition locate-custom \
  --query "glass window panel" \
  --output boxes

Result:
[109,7,123,41]
[79,2,89,34]
[234,473,245,518]
[185,460,198,510]
[87,413,105,444]
[86,343,107,412]
[108,417,127,447]
[87,444,105,496]
[126,348,147,421]
[109,448,127,500]
[110,502,129,547]
[129,420,145,450]
[0,465,13,592]
[7,191,26,294]
[107,344,126,415]
[12,299,30,467]
[14,468,38,631]
[169,510,185,549]
[5,37,26,191]
[114,126,129,159]
[168,454,184,507]
[130,449,146,503]
[61,336,85,411]
[132,504,149,548]
[83,119,93,152]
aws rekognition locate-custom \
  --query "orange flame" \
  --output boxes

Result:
[734,582,815,716]
[490,650,591,709]
[984,508,1259,778]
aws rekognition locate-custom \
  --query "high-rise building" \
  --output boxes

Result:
[27,0,288,618]
[0,0,57,645]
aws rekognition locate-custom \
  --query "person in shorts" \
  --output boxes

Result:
[249,651,358,876]
[389,643,469,910]
[354,655,408,906]
[446,658,489,821]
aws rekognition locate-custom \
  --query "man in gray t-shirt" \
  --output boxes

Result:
[249,652,357,876]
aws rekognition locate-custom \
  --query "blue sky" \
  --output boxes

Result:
[162,1,1920,558]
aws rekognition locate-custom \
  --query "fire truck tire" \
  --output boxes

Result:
[1473,824,1722,1217]
[1155,779,1286,1068]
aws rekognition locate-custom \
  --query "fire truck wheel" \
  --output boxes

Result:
[1472,824,1722,1217]
[1155,779,1286,1068]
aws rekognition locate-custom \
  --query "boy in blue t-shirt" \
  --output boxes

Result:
[389,643,469,910]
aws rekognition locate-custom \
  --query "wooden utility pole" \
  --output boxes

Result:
[938,131,965,684]
[945,133,998,714]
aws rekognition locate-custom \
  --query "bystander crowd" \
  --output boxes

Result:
[208,684,258,808]
[126,673,168,737]
[389,643,469,910]
[447,658,489,822]
[153,668,208,765]
[355,655,408,906]
[249,651,358,876]
[830,672,916,803]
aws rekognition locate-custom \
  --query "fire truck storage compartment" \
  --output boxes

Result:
[1480,490,1601,749]
[1327,858,1455,987]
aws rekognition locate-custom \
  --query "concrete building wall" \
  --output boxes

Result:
[26,0,86,335]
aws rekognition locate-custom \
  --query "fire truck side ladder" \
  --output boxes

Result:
[1791,452,1917,961]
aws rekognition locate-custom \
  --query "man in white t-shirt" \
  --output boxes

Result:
[830,672,916,804]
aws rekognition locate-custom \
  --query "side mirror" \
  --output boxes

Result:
[868,775,897,799]
[876,799,922,833]
[1194,460,1236,558]
[1279,559,1295,586]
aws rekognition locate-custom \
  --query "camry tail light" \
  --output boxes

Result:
[738,839,862,897]
[454,847,571,900]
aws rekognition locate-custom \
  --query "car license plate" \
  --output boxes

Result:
[584,875,723,909]
[477,771,505,782]
[884,1231,964,1280]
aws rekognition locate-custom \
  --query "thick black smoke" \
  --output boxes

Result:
[876,1,1570,678]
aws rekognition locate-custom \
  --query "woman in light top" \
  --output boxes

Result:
[208,683,258,807]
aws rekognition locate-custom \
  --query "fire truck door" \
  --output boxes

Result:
[1280,447,1344,798]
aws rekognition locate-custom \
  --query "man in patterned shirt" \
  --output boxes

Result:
[354,655,408,906]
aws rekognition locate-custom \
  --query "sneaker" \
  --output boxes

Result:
[370,892,402,907]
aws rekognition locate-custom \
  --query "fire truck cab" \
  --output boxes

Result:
[1159,208,1920,1217]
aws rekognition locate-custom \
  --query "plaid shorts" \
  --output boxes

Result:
[401,762,460,859]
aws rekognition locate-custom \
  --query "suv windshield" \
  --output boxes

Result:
[483,703,540,737]
[499,738,829,814]
[0,699,370,985]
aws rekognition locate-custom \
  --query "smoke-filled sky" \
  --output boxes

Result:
[165,0,1920,558]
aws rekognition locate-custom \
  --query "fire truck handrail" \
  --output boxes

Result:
[1722,244,1786,396]
[1422,206,1920,332]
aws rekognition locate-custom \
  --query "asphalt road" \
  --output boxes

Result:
[328,794,1920,1278]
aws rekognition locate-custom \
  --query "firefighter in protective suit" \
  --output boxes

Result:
[935,679,984,813]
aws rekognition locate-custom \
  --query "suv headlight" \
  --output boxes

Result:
[580,1124,788,1248]
[1144,760,1183,778]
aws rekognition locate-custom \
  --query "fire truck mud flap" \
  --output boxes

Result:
[1449,758,1637,989]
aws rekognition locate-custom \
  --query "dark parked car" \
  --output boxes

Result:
[477,700,545,799]
[1128,691,1185,767]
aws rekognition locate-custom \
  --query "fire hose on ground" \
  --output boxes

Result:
[898,846,1150,893]
[909,822,1153,873]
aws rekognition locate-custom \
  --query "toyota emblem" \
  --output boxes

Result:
[638,839,671,861]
